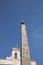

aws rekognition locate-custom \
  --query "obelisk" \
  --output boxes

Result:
[21,21,31,65]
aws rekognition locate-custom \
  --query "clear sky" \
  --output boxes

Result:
[0,0,43,65]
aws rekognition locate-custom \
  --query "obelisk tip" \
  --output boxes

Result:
[21,20,25,24]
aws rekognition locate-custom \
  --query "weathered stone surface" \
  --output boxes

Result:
[21,22,31,65]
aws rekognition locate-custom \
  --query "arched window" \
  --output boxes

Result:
[15,53,17,59]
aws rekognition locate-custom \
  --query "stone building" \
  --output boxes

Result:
[0,48,36,65]
[0,22,36,65]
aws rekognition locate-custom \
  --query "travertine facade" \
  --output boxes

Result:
[0,48,20,65]
[0,22,36,65]
[0,48,36,65]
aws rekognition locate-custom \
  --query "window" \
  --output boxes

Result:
[15,53,17,59]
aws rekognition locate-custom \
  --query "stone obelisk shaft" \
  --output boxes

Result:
[21,22,31,65]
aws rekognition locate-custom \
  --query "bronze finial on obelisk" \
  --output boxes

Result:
[20,21,31,65]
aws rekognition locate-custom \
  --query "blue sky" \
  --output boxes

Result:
[0,0,43,65]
